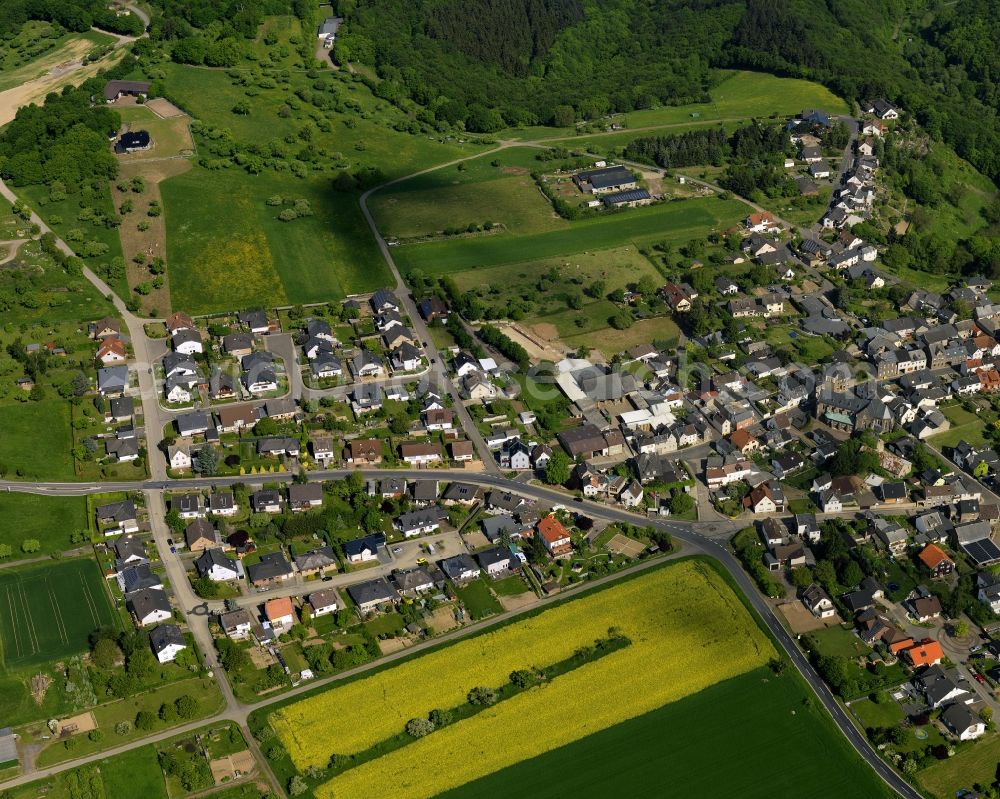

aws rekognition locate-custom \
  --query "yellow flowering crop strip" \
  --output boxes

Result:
[275,561,773,777]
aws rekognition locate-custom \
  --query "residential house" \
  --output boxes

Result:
[396,506,445,537]
[918,544,955,578]
[802,584,836,619]
[185,519,220,552]
[941,703,986,741]
[149,625,186,664]
[288,483,323,512]
[344,533,385,564]
[252,489,283,513]
[477,546,513,578]
[127,587,172,627]
[294,547,337,578]
[904,639,944,668]
[910,594,943,622]
[537,515,572,557]
[264,597,295,632]
[195,549,240,581]
[439,553,480,583]
[246,552,294,588]
[96,337,127,365]
[209,492,238,517]
[308,588,340,617]
[220,608,253,640]
[347,438,383,465]
[347,577,398,613]
[97,365,129,396]
[400,442,441,466]
[392,567,435,597]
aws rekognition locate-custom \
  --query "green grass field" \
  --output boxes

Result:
[0,400,76,481]
[0,25,114,92]
[0,494,87,561]
[99,745,168,799]
[930,404,989,448]
[393,195,748,275]
[0,559,117,671]
[161,165,391,313]
[454,578,502,620]
[500,70,850,142]
[441,666,894,799]
[115,105,193,158]
[371,148,560,239]
[918,734,1000,798]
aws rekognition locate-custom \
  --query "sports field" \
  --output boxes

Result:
[392,195,749,275]
[0,559,118,670]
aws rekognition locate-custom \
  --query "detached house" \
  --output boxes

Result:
[537,515,572,558]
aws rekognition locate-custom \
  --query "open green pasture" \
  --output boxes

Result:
[0,559,117,671]
[393,195,748,275]
[442,666,895,799]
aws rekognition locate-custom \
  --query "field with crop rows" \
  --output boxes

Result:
[274,560,774,790]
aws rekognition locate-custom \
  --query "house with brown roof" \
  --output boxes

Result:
[660,282,692,313]
[450,440,474,461]
[165,312,195,336]
[728,429,759,455]
[96,337,127,365]
[918,544,955,578]
[216,404,259,432]
[400,442,441,466]
[185,519,221,552]
[909,594,943,622]
[346,438,382,465]
[92,316,121,339]
[537,515,572,557]
[264,597,295,632]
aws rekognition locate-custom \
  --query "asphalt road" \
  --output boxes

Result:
[0,468,919,798]
[0,123,920,797]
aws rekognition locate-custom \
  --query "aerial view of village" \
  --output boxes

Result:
[0,0,999,797]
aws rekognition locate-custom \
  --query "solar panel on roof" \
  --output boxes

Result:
[961,539,1000,565]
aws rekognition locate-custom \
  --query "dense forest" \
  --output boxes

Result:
[0,0,143,35]
[319,0,1000,183]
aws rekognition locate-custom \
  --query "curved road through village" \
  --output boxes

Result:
[0,118,919,798]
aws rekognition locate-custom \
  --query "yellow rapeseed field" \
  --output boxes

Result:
[313,561,774,799]
[275,561,773,777]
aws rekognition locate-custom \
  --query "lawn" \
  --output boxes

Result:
[0,400,75,481]
[36,677,225,766]
[441,666,894,799]
[393,195,748,275]
[161,167,390,313]
[115,105,194,159]
[849,697,905,729]
[99,745,168,799]
[0,493,87,561]
[918,734,1000,799]
[807,626,870,659]
[501,70,850,142]
[454,578,503,620]
[930,404,989,448]
[562,316,682,356]
[0,240,119,325]
[370,147,562,239]
[0,558,118,671]
[489,575,531,597]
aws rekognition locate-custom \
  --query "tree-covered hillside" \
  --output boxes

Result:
[327,0,1000,182]
[0,0,143,35]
